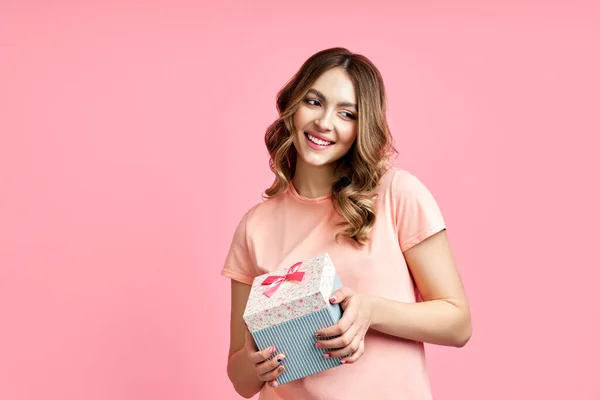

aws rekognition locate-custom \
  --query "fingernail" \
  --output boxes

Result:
[270,381,279,388]
[324,353,331,358]
[340,359,346,365]
[329,296,336,303]
[269,346,276,354]
[276,354,285,363]
[316,342,322,348]
[315,333,321,338]
[278,366,285,373]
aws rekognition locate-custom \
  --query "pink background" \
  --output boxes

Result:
[1,1,599,399]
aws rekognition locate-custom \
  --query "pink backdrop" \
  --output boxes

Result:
[1,1,599,399]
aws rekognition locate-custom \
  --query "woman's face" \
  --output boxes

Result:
[292,67,358,170]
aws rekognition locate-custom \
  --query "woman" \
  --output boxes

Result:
[221,47,472,400]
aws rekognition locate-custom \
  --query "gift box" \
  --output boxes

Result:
[243,253,344,385]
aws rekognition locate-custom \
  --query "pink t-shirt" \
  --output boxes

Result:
[221,167,446,400]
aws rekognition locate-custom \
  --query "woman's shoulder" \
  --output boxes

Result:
[378,166,437,206]
[378,166,415,193]
[236,190,288,228]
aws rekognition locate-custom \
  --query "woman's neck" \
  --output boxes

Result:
[292,161,335,199]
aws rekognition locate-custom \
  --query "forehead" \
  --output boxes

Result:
[311,67,356,103]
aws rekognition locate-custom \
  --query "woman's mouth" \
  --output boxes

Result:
[305,132,334,148]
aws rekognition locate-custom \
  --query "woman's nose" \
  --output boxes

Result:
[315,110,334,131]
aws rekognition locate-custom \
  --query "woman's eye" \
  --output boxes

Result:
[305,98,355,120]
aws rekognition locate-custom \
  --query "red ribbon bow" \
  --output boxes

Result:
[261,262,305,298]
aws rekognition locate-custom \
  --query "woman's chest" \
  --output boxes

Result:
[250,206,412,297]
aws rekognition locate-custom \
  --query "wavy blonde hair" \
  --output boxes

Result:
[264,47,397,247]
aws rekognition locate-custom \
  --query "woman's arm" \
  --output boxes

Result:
[368,229,472,347]
[316,229,471,356]
[226,280,265,398]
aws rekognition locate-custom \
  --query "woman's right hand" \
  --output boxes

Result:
[244,328,286,388]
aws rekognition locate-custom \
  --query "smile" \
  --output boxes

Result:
[305,132,334,146]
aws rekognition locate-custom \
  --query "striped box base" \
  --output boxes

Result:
[248,260,346,385]
[253,303,344,385]
[248,254,342,385]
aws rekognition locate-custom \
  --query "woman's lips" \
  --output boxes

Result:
[305,131,335,144]
[305,132,334,150]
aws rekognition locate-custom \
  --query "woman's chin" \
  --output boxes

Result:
[297,153,339,168]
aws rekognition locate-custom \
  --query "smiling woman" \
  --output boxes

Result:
[292,68,359,171]
[221,47,471,400]
[264,49,396,245]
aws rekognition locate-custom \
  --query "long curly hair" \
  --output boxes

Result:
[264,47,397,247]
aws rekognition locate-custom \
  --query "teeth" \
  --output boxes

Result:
[307,133,332,146]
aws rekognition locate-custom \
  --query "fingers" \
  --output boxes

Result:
[318,320,364,360]
[255,352,285,375]
[246,342,286,385]
[317,319,361,350]
[316,287,356,340]
[312,287,368,364]
[324,330,363,359]
[244,329,286,386]
[247,345,285,387]
[259,362,286,383]
[252,347,286,387]
[246,342,277,365]
[316,296,358,338]
[328,286,354,306]
[339,338,365,364]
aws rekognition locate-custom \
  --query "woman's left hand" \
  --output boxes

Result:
[314,287,374,364]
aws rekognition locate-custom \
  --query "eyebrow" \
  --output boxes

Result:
[306,89,358,111]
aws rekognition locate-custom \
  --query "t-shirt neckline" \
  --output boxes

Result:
[288,180,332,203]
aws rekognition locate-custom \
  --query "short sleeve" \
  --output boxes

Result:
[220,207,258,285]
[392,170,446,252]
